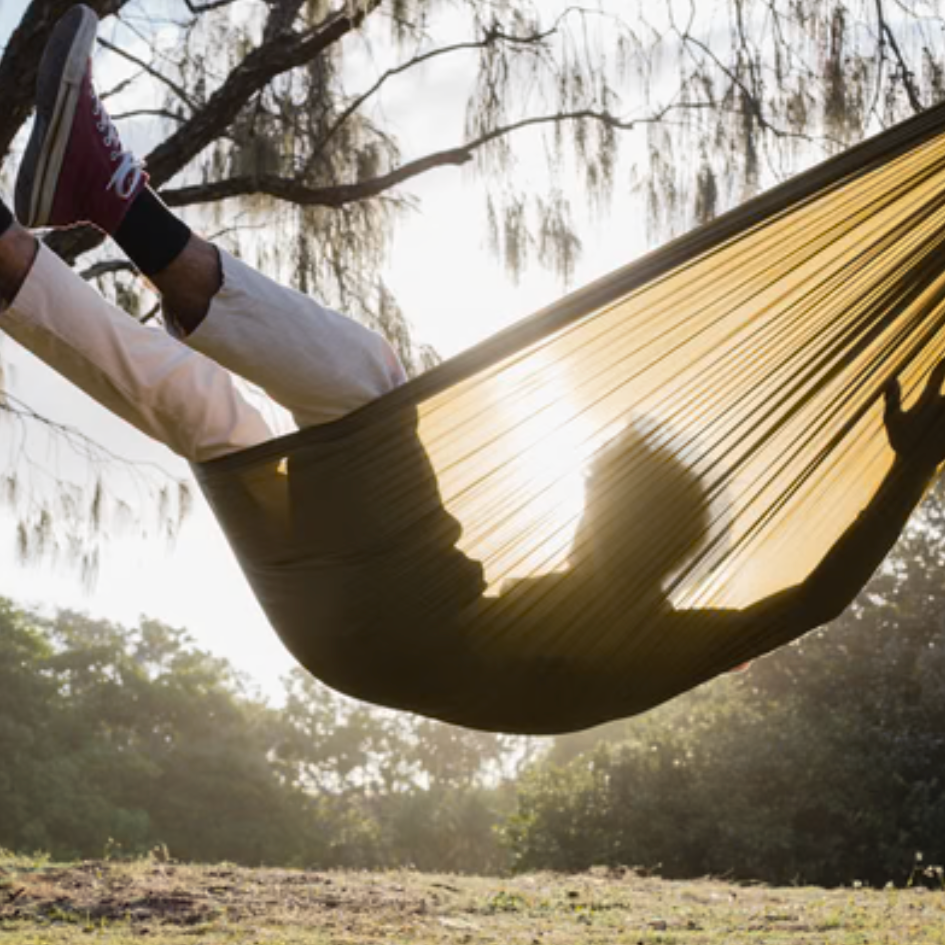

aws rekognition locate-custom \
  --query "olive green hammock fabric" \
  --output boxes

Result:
[194,102,945,734]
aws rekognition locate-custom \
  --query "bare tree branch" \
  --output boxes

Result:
[678,30,820,141]
[316,19,562,155]
[147,1,383,183]
[98,68,144,102]
[97,35,198,112]
[161,98,836,212]
[0,388,178,478]
[161,110,642,209]
[182,0,245,13]
[262,0,307,41]
[79,259,138,281]
[139,300,162,324]
[875,0,925,113]
[108,108,187,123]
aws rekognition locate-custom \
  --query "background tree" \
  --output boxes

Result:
[6,506,945,888]
[0,598,528,871]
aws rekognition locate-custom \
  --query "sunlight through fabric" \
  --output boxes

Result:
[195,102,945,734]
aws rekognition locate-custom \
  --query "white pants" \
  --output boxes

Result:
[0,244,407,462]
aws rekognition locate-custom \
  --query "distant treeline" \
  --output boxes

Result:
[3,489,945,886]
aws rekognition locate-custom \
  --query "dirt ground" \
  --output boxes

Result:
[2,856,944,943]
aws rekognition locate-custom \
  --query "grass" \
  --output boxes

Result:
[1,853,944,944]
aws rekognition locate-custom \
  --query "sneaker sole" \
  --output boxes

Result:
[15,5,98,227]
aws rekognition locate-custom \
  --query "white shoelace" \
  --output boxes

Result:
[91,95,145,199]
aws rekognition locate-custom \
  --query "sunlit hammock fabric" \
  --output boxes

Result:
[194,103,945,734]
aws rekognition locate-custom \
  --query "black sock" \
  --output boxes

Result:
[0,199,13,239]
[114,188,192,276]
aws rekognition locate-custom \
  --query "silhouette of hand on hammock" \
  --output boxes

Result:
[885,360,945,470]
[726,362,945,678]
[718,361,945,689]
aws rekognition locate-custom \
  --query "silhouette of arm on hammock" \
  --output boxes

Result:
[482,364,945,731]
[737,362,945,650]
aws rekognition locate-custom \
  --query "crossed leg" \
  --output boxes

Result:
[157,230,408,430]
[0,219,406,462]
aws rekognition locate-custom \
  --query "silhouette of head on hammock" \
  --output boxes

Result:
[482,423,718,726]
[567,424,711,598]
[498,423,713,637]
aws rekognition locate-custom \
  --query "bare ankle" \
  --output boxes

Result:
[0,224,39,304]
[152,235,222,336]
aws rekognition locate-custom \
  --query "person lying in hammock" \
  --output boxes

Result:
[1,5,944,734]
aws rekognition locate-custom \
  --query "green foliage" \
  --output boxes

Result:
[0,602,513,871]
[0,604,297,862]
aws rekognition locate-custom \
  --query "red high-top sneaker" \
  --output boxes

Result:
[15,5,147,234]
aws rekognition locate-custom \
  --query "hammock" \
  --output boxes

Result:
[194,102,945,734]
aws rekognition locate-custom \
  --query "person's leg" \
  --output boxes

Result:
[0,208,35,301]
[17,5,407,431]
[155,232,409,428]
[116,196,408,428]
[0,210,272,462]
[129,211,408,427]
[113,192,407,429]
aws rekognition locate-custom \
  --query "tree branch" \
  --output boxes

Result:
[139,300,162,325]
[161,110,646,208]
[97,36,198,112]
[79,259,137,281]
[678,30,816,140]
[263,0,308,42]
[182,0,244,13]
[107,108,187,123]
[145,1,382,185]
[161,99,831,212]
[0,388,179,478]
[316,20,561,155]
[875,0,925,113]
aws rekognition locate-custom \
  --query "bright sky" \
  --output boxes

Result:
[0,0,648,698]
